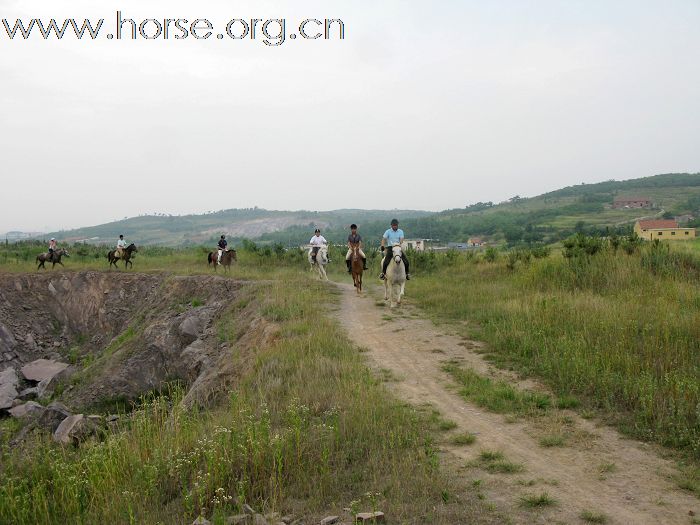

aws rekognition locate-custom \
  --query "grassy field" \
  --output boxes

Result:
[406,238,700,463]
[0,243,491,524]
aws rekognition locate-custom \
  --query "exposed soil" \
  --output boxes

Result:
[334,282,699,525]
[0,271,275,413]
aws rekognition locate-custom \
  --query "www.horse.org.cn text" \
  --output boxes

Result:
[1,12,345,46]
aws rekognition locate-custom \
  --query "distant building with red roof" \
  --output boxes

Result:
[613,197,652,209]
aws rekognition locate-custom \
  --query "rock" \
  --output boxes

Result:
[8,401,45,418]
[19,387,39,399]
[355,512,384,523]
[37,401,72,432]
[53,414,102,445]
[0,367,19,387]
[106,414,119,422]
[321,517,339,525]
[192,518,211,525]
[24,333,37,349]
[0,323,17,353]
[48,282,57,295]
[179,314,206,342]
[0,382,18,409]
[280,517,295,525]
[253,515,268,525]
[226,516,252,525]
[53,341,62,348]
[21,359,69,382]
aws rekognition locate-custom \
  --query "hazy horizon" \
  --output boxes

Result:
[2,0,699,232]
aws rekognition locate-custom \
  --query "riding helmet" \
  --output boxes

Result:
[391,219,399,226]
[315,228,320,233]
[350,224,357,229]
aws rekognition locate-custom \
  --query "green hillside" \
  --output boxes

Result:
[40,173,700,248]
[256,172,700,248]
[46,208,432,247]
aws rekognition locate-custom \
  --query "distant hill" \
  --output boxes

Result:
[39,173,700,247]
[45,208,433,246]
[254,173,700,247]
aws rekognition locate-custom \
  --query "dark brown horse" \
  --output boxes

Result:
[107,243,137,269]
[208,249,237,272]
[36,248,70,270]
[349,242,363,293]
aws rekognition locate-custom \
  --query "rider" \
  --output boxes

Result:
[48,238,57,262]
[345,224,367,273]
[309,228,328,263]
[217,235,227,265]
[379,218,410,281]
[116,235,126,258]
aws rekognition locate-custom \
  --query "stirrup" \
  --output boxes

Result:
[406,273,411,280]
[379,273,385,280]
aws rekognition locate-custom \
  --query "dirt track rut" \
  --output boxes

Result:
[334,281,698,525]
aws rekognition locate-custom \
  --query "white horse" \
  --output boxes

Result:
[383,244,406,308]
[308,244,329,281]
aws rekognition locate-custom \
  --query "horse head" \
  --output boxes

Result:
[317,245,328,265]
[59,249,70,258]
[350,242,360,260]
[127,243,137,253]
[391,244,403,264]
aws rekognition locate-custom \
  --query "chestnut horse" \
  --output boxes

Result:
[208,249,237,272]
[349,242,363,293]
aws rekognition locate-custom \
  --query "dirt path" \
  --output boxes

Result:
[333,281,698,525]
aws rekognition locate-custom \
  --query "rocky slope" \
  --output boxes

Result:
[0,271,276,419]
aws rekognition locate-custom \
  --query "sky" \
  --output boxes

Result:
[1,0,699,232]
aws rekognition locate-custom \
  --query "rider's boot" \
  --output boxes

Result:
[362,258,368,270]
[406,273,411,280]
[379,273,385,280]
[346,260,352,273]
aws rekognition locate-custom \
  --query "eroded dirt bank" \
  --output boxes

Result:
[0,271,276,413]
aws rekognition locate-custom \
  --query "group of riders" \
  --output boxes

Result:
[45,219,411,280]
[45,234,129,263]
[307,218,410,280]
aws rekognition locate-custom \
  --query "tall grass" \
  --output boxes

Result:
[0,265,480,524]
[409,241,700,457]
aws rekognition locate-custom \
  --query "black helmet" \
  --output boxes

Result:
[119,234,124,238]
[221,235,225,239]
[350,223,357,229]
[315,228,321,233]
[391,219,399,226]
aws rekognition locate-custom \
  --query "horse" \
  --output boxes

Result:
[349,242,363,294]
[383,244,406,308]
[208,249,237,272]
[36,248,70,270]
[308,244,329,281]
[107,243,138,269]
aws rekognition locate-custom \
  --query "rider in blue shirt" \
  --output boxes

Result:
[380,218,410,280]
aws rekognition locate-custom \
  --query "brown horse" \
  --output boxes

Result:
[107,243,138,269]
[208,249,237,272]
[36,248,70,270]
[349,242,363,293]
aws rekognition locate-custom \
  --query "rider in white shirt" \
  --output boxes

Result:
[309,229,328,262]
[116,235,127,257]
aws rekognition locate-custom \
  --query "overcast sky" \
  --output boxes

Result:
[1,0,699,232]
